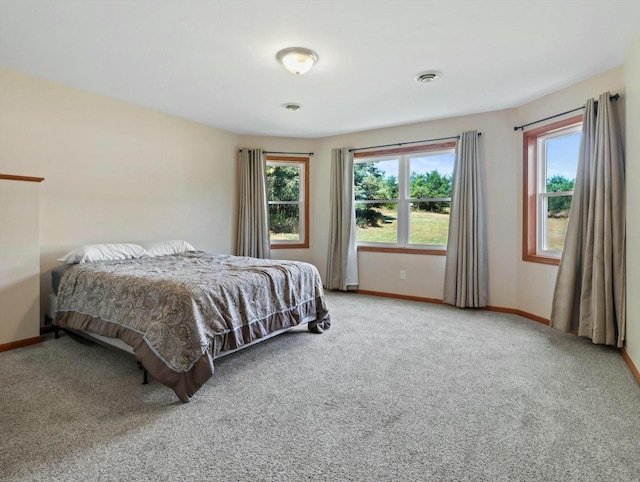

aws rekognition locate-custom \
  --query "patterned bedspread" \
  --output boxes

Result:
[54,252,330,401]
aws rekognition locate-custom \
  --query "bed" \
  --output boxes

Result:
[52,249,330,402]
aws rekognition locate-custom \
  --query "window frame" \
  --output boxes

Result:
[266,155,309,249]
[354,142,456,256]
[522,115,582,265]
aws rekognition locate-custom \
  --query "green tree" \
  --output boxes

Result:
[267,165,300,234]
[354,162,398,228]
[267,165,299,201]
[409,170,452,213]
[354,162,396,201]
[353,164,455,228]
[547,175,574,218]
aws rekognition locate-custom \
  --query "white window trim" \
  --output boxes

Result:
[355,147,455,250]
[535,124,581,256]
[266,157,308,249]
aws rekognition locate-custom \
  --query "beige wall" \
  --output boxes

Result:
[236,135,316,265]
[1,61,635,360]
[513,67,626,319]
[0,68,239,319]
[312,109,519,309]
[0,179,40,344]
[623,34,640,370]
[301,66,627,318]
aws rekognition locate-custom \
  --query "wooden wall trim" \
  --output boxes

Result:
[486,306,550,325]
[355,289,551,325]
[621,348,640,386]
[0,336,42,352]
[264,155,306,162]
[0,174,45,183]
[356,289,443,305]
[521,115,581,265]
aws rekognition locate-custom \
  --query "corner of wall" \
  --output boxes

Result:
[623,32,640,373]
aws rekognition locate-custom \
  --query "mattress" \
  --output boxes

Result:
[51,264,69,296]
[53,252,330,401]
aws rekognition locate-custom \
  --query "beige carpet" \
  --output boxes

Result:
[1,292,639,481]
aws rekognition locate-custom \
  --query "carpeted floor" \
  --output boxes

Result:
[1,292,639,481]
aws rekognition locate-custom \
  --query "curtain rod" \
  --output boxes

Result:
[265,151,313,155]
[238,149,313,155]
[513,93,620,131]
[349,133,481,153]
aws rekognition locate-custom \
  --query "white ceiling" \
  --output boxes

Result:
[1,0,638,138]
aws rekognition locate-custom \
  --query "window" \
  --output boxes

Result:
[523,115,582,264]
[353,143,456,254]
[266,156,309,249]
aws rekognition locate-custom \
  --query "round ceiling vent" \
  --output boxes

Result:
[283,103,302,111]
[416,71,442,83]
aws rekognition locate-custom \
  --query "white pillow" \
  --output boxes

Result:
[142,240,195,257]
[58,243,146,264]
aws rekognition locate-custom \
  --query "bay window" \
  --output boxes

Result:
[354,142,456,254]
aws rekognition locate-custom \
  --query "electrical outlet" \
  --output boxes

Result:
[400,270,406,280]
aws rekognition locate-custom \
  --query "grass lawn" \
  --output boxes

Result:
[356,209,449,245]
[270,232,299,241]
[272,210,569,249]
[547,216,569,251]
[356,209,570,249]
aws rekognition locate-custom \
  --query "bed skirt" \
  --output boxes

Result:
[55,297,330,402]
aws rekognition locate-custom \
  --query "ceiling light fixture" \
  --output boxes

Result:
[416,71,442,83]
[276,47,318,75]
[283,103,302,111]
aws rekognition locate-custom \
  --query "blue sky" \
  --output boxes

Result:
[371,159,399,178]
[411,153,455,177]
[546,132,581,180]
[373,153,456,179]
[371,135,580,182]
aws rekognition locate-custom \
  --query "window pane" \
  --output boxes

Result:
[545,133,580,193]
[409,153,454,199]
[269,204,300,240]
[354,160,399,201]
[267,165,300,202]
[355,202,397,243]
[409,201,450,245]
[546,195,572,251]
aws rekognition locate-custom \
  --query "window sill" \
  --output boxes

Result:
[271,242,309,250]
[522,253,560,266]
[358,246,446,256]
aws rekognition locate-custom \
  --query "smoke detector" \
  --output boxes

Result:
[416,71,442,83]
[283,103,302,111]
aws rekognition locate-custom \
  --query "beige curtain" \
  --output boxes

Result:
[550,92,625,347]
[236,148,271,259]
[443,130,488,308]
[326,147,358,291]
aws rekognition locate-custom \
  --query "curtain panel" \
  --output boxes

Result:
[236,148,271,259]
[550,92,625,347]
[443,130,488,308]
[326,147,358,291]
